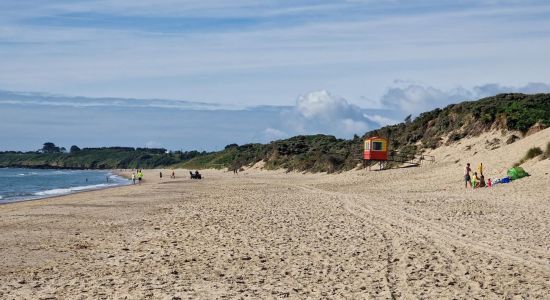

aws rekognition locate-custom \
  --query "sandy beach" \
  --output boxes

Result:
[1,129,549,299]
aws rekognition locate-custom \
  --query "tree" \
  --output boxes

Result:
[42,142,60,153]
[70,145,81,153]
[404,114,412,124]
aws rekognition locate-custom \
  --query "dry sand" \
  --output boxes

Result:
[1,129,549,299]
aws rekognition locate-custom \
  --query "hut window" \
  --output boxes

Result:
[365,142,370,150]
[372,141,383,151]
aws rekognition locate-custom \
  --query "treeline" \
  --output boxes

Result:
[0,145,169,155]
[76,147,168,154]
[0,143,209,169]
[175,135,358,173]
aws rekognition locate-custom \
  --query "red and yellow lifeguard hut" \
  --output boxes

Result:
[363,136,388,161]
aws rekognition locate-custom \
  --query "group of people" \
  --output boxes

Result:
[190,170,202,179]
[131,170,144,184]
[464,162,492,189]
[159,170,177,179]
[131,169,203,184]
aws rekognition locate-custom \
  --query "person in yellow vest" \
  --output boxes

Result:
[137,170,143,184]
[472,172,480,188]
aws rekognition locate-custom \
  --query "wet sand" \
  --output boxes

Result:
[1,129,549,299]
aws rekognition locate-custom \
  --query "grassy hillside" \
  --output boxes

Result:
[369,93,550,152]
[177,135,359,173]
[180,93,550,172]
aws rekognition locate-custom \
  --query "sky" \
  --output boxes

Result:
[1,0,550,151]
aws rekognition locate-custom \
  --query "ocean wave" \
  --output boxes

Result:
[51,170,77,175]
[15,172,38,176]
[32,170,80,176]
[108,174,130,182]
[33,183,118,196]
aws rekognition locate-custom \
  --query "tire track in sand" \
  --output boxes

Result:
[299,184,549,273]
[292,184,413,299]
[293,183,550,298]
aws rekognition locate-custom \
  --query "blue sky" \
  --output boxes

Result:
[1,0,550,151]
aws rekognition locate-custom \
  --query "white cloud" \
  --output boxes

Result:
[145,140,162,148]
[0,90,242,110]
[263,127,287,141]
[1,1,550,104]
[296,90,362,120]
[341,118,369,133]
[380,83,467,115]
[473,82,550,97]
[379,81,550,116]
[364,114,399,127]
[282,90,372,137]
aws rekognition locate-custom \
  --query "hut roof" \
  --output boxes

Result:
[364,136,387,141]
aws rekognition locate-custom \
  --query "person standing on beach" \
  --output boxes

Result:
[131,173,136,184]
[159,171,163,180]
[464,163,472,188]
[138,170,143,184]
[171,170,175,179]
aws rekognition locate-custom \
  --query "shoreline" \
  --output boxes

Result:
[0,168,131,205]
[0,181,131,206]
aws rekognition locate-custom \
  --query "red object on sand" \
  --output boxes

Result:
[363,137,389,161]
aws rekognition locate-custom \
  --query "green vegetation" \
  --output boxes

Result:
[174,143,265,170]
[525,147,544,159]
[175,135,359,173]
[0,146,208,169]
[1,93,548,172]
[41,142,65,153]
[514,147,544,167]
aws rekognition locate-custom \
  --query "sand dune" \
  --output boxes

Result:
[1,129,549,299]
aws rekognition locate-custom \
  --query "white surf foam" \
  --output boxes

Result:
[16,172,38,176]
[33,183,117,197]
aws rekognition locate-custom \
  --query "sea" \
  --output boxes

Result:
[0,168,130,204]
